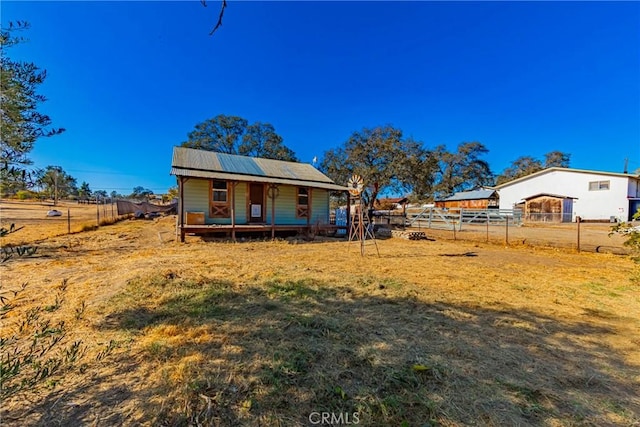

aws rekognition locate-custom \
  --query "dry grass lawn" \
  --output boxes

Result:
[1,201,639,426]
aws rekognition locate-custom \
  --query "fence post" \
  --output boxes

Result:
[67,208,71,234]
[453,214,457,241]
[486,211,489,243]
[96,197,100,226]
[428,207,432,229]
[459,208,463,231]
[577,216,581,253]
[505,215,509,245]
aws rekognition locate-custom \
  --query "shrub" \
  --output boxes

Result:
[15,190,37,200]
[610,208,640,257]
[0,280,87,399]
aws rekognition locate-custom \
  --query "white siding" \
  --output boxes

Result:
[497,170,632,221]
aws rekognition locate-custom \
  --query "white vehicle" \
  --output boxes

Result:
[47,209,62,217]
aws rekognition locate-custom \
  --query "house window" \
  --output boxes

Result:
[588,180,610,191]
[297,187,309,218]
[210,180,230,217]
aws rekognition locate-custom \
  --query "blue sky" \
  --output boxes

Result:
[3,1,639,194]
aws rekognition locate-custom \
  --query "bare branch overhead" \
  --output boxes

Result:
[201,0,227,36]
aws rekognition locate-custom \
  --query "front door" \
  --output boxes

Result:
[249,183,264,223]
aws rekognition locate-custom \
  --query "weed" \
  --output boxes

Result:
[0,280,90,399]
[74,300,86,320]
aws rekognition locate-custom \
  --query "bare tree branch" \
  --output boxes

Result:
[201,0,227,36]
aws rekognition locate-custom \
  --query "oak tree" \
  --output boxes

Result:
[181,114,298,161]
[496,151,571,185]
[320,125,434,210]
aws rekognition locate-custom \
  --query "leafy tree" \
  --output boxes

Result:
[181,114,297,161]
[182,114,247,154]
[544,151,571,168]
[110,190,118,200]
[131,186,153,199]
[94,190,108,200]
[240,122,297,161]
[392,137,438,201]
[496,151,571,185]
[78,181,92,199]
[0,22,64,194]
[165,186,179,202]
[320,125,433,210]
[496,156,542,185]
[432,142,493,198]
[35,166,77,204]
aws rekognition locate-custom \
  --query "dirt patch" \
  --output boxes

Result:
[405,221,629,253]
[0,200,119,245]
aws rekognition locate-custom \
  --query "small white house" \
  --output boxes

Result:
[495,167,640,222]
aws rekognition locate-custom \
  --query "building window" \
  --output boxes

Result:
[297,187,309,218]
[212,180,228,202]
[588,180,610,191]
[210,180,230,217]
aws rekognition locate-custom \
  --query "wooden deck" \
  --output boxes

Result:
[179,223,346,242]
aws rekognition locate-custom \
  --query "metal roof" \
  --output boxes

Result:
[439,189,498,202]
[171,147,348,191]
[494,167,640,189]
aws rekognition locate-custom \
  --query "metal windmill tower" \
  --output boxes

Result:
[347,175,379,257]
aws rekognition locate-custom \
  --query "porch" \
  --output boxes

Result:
[178,223,347,241]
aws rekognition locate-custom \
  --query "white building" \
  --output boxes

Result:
[495,167,640,222]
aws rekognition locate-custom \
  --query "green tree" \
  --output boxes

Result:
[496,151,571,185]
[78,181,92,199]
[35,166,77,204]
[432,142,493,198]
[165,186,179,202]
[182,114,247,153]
[544,150,571,168]
[0,22,64,194]
[241,122,297,161]
[181,114,297,161]
[131,186,153,199]
[320,125,432,210]
[496,156,542,185]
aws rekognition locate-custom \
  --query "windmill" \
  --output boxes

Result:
[347,174,379,256]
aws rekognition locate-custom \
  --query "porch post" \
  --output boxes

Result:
[346,191,351,236]
[231,181,236,242]
[307,187,312,230]
[271,184,276,239]
[179,176,185,243]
